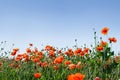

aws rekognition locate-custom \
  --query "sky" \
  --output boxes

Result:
[0,0,120,54]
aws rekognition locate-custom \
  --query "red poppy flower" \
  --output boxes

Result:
[101,27,109,35]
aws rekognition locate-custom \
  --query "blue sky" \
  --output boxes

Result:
[0,0,120,54]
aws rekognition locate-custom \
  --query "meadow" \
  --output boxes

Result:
[0,27,120,80]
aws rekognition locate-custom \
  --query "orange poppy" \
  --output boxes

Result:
[67,74,75,80]
[9,63,14,67]
[11,48,19,56]
[15,56,22,61]
[100,41,107,47]
[66,48,74,56]
[69,64,76,70]
[41,62,47,67]
[76,62,82,69]
[101,27,109,35]
[49,50,55,57]
[11,51,17,56]
[13,48,19,52]
[80,51,85,56]
[74,48,82,55]
[83,48,89,53]
[17,54,23,57]
[45,45,51,51]
[23,53,29,58]
[68,73,85,80]
[54,56,64,64]
[54,65,59,70]
[74,73,85,80]
[96,46,104,51]
[64,60,71,65]
[37,62,42,66]
[34,73,41,78]
[26,48,31,53]
[32,58,40,63]
[58,50,62,53]
[45,45,55,51]
[108,37,117,43]
[64,51,69,55]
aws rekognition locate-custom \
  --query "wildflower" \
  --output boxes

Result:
[101,27,109,35]
[96,46,104,51]
[45,45,51,51]
[45,45,55,51]
[15,64,20,69]
[34,73,41,79]
[69,64,76,70]
[11,51,17,56]
[37,62,42,66]
[67,74,75,80]
[94,77,101,80]
[83,48,89,53]
[23,53,28,58]
[15,56,22,61]
[74,48,82,55]
[80,51,85,56]
[54,56,64,64]
[108,37,117,43]
[17,54,23,57]
[76,62,82,69]
[57,50,62,53]
[11,48,19,56]
[100,41,107,47]
[68,48,74,56]
[9,63,14,67]
[15,54,23,61]
[32,58,39,63]
[64,51,69,55]
[68,73,85,80]
[64,60,71,65]
[49,50,55,57]
[80,48,89,56]
[26,48,31,53]
[74,73,85,80]
[13,48,19,52]
[54,65,59,70]
[41,62,47,67]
